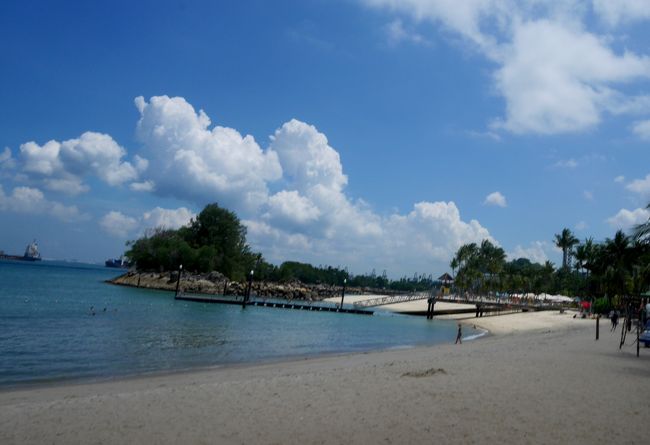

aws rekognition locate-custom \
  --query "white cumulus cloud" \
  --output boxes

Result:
[18,132,139,194]
[508,241,551,265]
[99,211,140,238]
[484,191,507,207]
[607,207,650,230]
[632,120,650,140]
[361,0,650,135]
[0,147,16,170]
[129,180,155,192]
[100,206,195,239]
[142,207,195,231]
[593,0,650,26]
[135,95,282,213]
[626,174,650,197]
[0,185,87,222]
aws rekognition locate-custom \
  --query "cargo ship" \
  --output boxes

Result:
[0,240,42,261]
[105,256,130,268]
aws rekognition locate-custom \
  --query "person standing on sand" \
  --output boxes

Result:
[455,323,462,344]
[611,311,619,331]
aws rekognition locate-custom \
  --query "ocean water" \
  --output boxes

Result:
[0,260,473,387]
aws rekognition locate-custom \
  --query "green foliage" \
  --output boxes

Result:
[452,240,506,295]
[273,262,348,285]
[124,201,650,297]
[451,207,650,302]
[126,203,260,280]
[554,228,579,270]
[592,297,612,314]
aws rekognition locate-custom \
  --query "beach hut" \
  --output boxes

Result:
[437,273,454,295]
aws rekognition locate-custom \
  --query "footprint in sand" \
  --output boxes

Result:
[401,368,447,378]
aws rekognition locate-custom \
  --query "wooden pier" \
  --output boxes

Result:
[175,293,374,315]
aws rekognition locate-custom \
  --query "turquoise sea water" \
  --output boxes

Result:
[0,260,474,387]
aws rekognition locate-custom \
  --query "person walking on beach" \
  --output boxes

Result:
[455,323,462,344]
[611,311,619,331]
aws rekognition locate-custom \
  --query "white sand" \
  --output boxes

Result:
[327,294,477,313]
[1,311,648,444]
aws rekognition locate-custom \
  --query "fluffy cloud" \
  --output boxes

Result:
[0,185,86,222]
[632,120,650,140]
[362,0,650,135]
[100,206,195,238]
[593,0,650,26]
[129,181,155,192]
[266,190,321,227]
[493,20,650,134]
[18,132,139,194]
[607,207,650,230]
[249,199,492,276]
[99,211,139,238]
[128,100,494,275]
[508,241,552,265]
[134,95,282,213]
[0,147,16,170]
[484,191,506,207]
[626,174,650,197]
[142,207,194,230]
[266,119,382,238]
[5,94,494,275]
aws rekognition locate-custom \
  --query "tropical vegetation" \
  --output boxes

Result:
[126,202,650,304]
[451,221,650,312]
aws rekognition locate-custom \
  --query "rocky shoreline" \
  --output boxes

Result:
[109,270,389,301]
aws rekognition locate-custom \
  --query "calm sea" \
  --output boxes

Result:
[0,260,472,387]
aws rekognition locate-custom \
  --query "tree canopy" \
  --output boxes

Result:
[450,210,650,310]
[127,203,258,281]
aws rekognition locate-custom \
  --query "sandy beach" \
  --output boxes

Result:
[1,310,648,444]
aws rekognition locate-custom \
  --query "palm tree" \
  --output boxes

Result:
[574,244,587,274]
[554,228,579,270]
[601,230,632,300]
[633,202,650,243]
[450,257,459,278]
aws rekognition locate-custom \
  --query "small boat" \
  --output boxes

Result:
[105,256,130,268]
[0,240,42,261]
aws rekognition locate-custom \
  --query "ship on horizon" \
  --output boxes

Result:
[105,256,130,268]
[0,240,42,262]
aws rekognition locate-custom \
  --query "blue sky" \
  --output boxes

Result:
[1,0,650,277]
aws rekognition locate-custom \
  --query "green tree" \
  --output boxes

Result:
[554,228,579,270]
[633,202,650,243]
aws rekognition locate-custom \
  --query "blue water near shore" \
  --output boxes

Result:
[0,260,472,387]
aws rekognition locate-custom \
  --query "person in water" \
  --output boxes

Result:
[455,323,462,344]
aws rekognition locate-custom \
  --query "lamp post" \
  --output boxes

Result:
[340,278,347,310]
[174,264,183,299]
